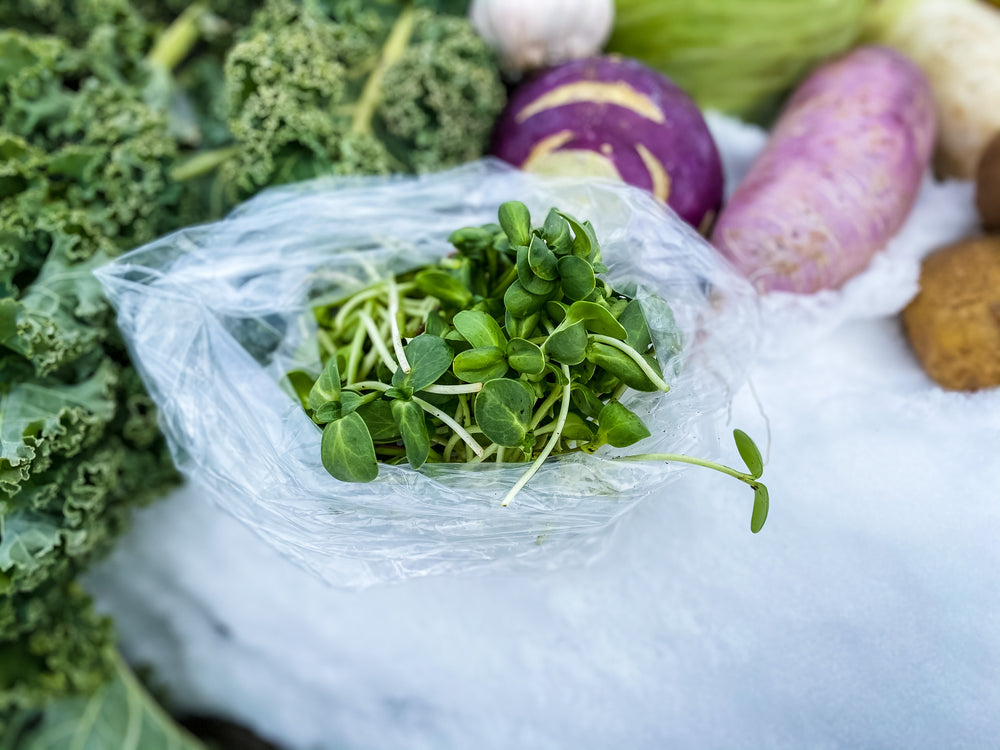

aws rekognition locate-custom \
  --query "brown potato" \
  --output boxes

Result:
[976,132,1000,231]
[902,237,1000,391]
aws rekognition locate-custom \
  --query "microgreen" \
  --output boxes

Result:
[295,200,773,532]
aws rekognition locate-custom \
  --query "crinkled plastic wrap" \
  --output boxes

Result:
[97,160,759,588]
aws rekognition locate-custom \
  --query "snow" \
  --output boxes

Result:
[86,115,1000,749]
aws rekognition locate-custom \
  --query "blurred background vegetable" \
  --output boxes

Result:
[864,0,1000,179]
[0,14,207,743]
[490,56,723,231]
[710,46,934,293]
[0,0,499,744]
[977,133,1000,231]
[607,0,867,123]
[469,0,613,74]
[901,237,1000,391]
[206,0,504,205]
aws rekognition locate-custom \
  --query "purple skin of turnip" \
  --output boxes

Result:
[710,46,936,294]
[490,55,724,233]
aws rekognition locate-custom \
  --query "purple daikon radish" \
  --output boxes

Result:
[711,46,935,294]
[490,55,723,232]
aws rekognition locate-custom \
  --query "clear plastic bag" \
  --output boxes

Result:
[97,160,759,588]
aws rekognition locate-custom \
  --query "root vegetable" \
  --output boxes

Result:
[864,0,1000,179]
[901,237,1000,391]
[710,46,935,294]
[490,56,724,232]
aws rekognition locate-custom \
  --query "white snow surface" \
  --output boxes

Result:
[86,114,1000,749]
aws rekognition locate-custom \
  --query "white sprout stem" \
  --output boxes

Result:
[412,395,484,457]
[502,365,573,507]
[529,387,563,430]
[617,453,755,484]
[469,442,499,464]
[611,381,629,403]
[387,277,410,373]
[332,283,386,332]
[344,303,370,385]
[588,334,670,393]
[421,382,483,395]
[496,446,505,464]
[357,310,398,373]
[348,380,391,393]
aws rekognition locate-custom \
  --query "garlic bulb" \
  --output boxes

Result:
[470,0,614,74]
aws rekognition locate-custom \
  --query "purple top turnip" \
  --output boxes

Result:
[491,55,724,232]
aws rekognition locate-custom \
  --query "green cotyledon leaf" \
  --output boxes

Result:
[474,377,535,448]
[544,320,588,366]
[414,269,472,309]
[391,398,430,470]
[452,309,506,349]
[527,234,558,280]
[320,411,378,483]
[453,346,508,383]
[308,353,341,411]
[734,428,764,479]
[498,200,532,247]
[596,401,651,448]
[516,244,558,296]
[392,334,453,392]
[565,300,627,339]
[506,337,545,375]
[557,255,595,301]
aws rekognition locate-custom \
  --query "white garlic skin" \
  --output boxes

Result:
[469,0,615,74]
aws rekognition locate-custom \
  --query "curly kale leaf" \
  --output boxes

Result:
[213,0,504,202]
[0,581,114,720]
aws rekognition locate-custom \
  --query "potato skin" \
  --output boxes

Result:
[710,46,935,294]
[975,132,1000,232]
[901,237,1000,391]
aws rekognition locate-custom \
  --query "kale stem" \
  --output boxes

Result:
[617,453,756,485]
[147,2,208,71]
[588,334,670,393]
[412,396,484,457]
[387,277,410,373]
[502,364,572,507]
[350,4,418,135]
[168,145,240,182]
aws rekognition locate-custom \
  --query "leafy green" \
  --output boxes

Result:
[6,653,206,750]
[474,379,534,448]
[320,412,378,483]
[300,200,773,525]
[207,0,505,204]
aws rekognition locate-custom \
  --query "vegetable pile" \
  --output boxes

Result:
[0,23,190,729]
[296,201,769,526]
[0,0,503,744]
